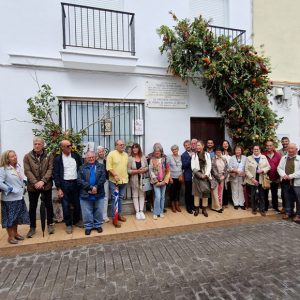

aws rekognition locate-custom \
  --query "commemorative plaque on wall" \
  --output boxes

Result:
[145,78,188,108]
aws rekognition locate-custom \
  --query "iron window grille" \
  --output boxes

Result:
[59,98,145,151]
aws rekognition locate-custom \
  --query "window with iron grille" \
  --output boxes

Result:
[59,98,145,151]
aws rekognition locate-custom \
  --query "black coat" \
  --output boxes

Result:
[53,152,82,189]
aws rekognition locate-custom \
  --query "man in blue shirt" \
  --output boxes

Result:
[77,151,106,235]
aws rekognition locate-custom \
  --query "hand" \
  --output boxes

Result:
[114,175,120,182]
[238,171,245,177]
[34,181,45,190]
[283,175,290,180]
[194,172,204,179]
[90,186,97,194]
[256,169,263,174]
[169,178,173,184]
[251,178,259,186]
[220,175,225,181]
[57,189,64,199]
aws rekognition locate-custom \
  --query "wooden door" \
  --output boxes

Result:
[190,117,224,146]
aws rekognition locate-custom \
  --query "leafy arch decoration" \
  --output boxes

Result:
[158,13,282,151]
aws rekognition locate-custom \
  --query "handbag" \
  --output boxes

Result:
[262,174,271,190]
[142,177,152,192]
[178,174,184,184]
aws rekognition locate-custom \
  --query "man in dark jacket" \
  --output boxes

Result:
[24,137,54,238]
[181,139,194,214]
[77,151,106,235]
[53,140,82,234]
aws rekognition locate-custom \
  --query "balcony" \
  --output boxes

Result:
[208,25,246,44]
[60,3,137,72]
[61,2,135,56]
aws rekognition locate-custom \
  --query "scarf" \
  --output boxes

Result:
[197,151,206,173]
[253,155,261,181]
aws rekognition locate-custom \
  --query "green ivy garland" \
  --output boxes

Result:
[158,13,282,151]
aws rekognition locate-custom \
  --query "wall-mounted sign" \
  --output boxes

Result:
[145,78,188,108]
[132,119,144,135]
[100,118,112,135]
[82,142,95,158]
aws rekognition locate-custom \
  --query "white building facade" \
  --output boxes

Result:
[1,0,272,160]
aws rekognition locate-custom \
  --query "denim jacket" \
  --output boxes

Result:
[77,161,106,200]
[0,165,25,201]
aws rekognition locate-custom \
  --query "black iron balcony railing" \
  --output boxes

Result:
[209,25,246,44]
[61,3,135,55]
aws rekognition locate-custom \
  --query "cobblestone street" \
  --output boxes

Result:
[0,220,299,300]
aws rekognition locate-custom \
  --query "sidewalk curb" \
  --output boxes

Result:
[0,214,281,257]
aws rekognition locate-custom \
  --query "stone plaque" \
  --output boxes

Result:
[145,79,188,108]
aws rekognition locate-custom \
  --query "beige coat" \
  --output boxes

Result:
[244,155,270,186]
[127,156,149,189]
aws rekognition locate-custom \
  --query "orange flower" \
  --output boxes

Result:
[202,57,211,65]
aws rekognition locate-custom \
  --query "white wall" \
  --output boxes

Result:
[0,66,216,159]
[271,93,300,147]
[228,0,252,43]
[0,0,255,162]
[0,0,250,65]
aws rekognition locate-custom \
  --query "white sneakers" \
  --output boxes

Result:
[136,211,146,220]
[153,213,164,220]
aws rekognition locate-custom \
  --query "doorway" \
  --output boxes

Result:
[190,117,225,146]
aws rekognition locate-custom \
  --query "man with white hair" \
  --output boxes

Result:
[77,151,106,235]
[24,137,55,237]
[277,143,300,223]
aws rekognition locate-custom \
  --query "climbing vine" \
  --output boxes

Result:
[158,13,282,151]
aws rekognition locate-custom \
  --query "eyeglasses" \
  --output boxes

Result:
[65,145,72,148]
[117,144,125,146]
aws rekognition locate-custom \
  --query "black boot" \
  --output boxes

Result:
[194,207,199,216]
[202,207,208,217]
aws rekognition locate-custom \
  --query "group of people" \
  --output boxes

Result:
[0,136,299,245]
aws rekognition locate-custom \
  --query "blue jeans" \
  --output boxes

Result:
[153,184,166,216]
[294,187,300,217]
[80,198,104,229]
[61,180,80,226]
[109,182,127,218]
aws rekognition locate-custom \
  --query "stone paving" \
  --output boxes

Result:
[0,220,299,300]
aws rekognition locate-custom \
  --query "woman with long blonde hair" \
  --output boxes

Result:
[0,150,29,244]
